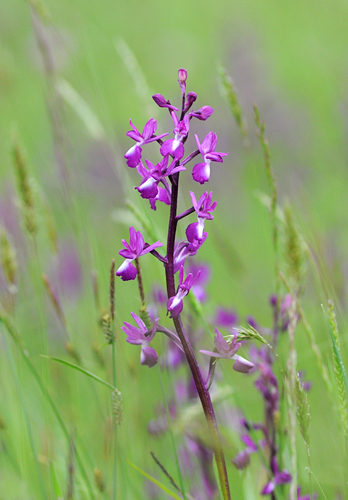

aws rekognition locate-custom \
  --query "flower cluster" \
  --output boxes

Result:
[116,69,255,500]
[115,70,315,499]
[116,69,248,371]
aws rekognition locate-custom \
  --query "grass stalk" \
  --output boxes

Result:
[0,311,97,500]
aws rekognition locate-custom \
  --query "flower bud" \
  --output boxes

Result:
[178,68,187,83]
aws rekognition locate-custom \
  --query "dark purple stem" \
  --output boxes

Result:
[164,172,231,500]
[176,206,195,221]
[147,247,167,264]
[181,149,200,167]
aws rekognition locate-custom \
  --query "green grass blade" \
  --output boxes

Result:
[3,334,48,500]
[41,355,116,390]
[322,304,348,394]
[0,313,96,500]
[49,461,63,498]
[126,460,183,500]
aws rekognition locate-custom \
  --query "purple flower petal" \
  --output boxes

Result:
[192,162,211,184]
[232,450,250,470]
[167,295,184,318]
[136,177,159,199]
[233,355,254,374]
[124,144,142,168]
[142,118,157,140]
[141,345,158,367]
[152,93,178,111]
[116,259,137,281]
[160,139,185,159]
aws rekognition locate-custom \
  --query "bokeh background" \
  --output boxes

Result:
[1,0,348,498]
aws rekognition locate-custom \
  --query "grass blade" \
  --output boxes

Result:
[126,460,183,500]
[41,355,116,390]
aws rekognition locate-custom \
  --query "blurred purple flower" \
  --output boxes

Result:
[297,486,317,500]
[233,434,259,470]
[214,307,238,329]
[261,457,291,495]
[187,261,210,302]
[56,243,82,297]
[298,370,312,392]
[152,285,167,306]
[254,362,279,415]
[200,328,254,373]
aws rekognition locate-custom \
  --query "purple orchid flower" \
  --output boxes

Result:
[173,232,208,273]
[148,186,171,211]
[160,112,190,160]
[185,191,217,241]
[152,93,179,111]
[178,68,187,96]
[167,266,201,318]
[121,312,159,367]
[232,434,259,470]
[261,457,292,495]
[297,486,317,500]
[189,105,214,121]
[116,226,163,281]
[214,307,239,329]
[200,328,254,373]
[124,118,168,168]
[135,155,185,203]
[183,91,197,113]
[192,132,228,184]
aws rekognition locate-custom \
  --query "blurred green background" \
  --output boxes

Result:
[1,0,348,498]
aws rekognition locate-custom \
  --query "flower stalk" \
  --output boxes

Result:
[116,68,240,499]
[165,171,231,500]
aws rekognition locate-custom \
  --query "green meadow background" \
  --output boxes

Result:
[1,0,348,498]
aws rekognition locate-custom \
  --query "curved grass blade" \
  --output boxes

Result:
[41,356,116,390]
[0,313,96,500]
